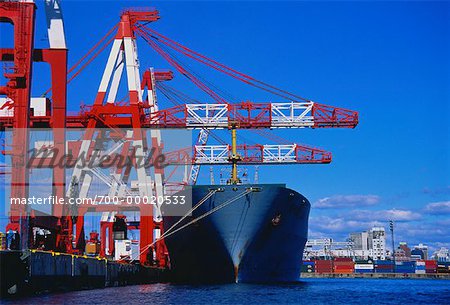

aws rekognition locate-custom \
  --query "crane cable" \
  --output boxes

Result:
[136,27,228,105]
[136,26,298,145]
[137,25,312,103]
[43,23,118,96]
[162,188,218,237]
[120,188,252,262]
[118,188,217,262]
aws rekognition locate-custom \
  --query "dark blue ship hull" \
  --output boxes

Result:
[163,184,310,283]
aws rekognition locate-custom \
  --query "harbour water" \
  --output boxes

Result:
[4,279,449,304]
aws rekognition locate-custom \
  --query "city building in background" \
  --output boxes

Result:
[305,226,388,260]
[433,247,450,262]
[303,226,449,263]
[413,243,429,260]
[394,242,412,262]
[399,242,412,257]
[368,227,386,260]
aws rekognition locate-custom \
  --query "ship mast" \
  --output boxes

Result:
[228,122,241,184]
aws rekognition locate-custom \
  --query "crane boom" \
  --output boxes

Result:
[144,101,358,129]
[162,143,331,165]
[0,100,358,129]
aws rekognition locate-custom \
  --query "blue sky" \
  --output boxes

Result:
[1,1,449,252]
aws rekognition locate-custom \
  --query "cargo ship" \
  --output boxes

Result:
[163,183,310,283]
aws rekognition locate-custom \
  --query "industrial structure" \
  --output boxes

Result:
[304,227,387,260]
[0,0,358,282]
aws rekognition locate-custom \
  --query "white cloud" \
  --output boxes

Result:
[309,215,384,234]
[424,201,450,214]
[351,209,421,221]
[308,211,448,251]
[313,194,380,209]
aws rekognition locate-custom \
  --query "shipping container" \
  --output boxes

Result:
[334,270,353,274]
[416,265,426,268]
[374,269,393,273]
[314,260,333,273]
[334,266,354,270]
[355,260,373,264]
[395,261,415,266]
[355,269,373,273]
[374,265,395,269]
[301,261,315,273]
[300,265,315,273]
[395,269,415,274]
[424,260,437,268]
[437,265,450,274]
[374,263,394,273]
[314,260,333,267]
[374,260,393,265]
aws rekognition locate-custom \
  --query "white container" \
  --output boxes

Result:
[30,97,48,116]
[415,270,426,274]
[354,264,374,270]
[114,239,132,261]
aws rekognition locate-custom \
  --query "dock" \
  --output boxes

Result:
[0,250,168,298]
[301,272,450,280]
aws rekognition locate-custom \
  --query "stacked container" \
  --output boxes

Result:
[354,263,374,273]
[415,261,426,274]
[314,260,333,274]
[395,261,415,273]
[301,261,315,273]
[333,258,354,274]
[374,260,394,273]
[425,260,437,273]
[437,262,450,274]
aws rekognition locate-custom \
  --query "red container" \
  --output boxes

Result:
[333,265,354,269]
[316,269,333,273]
[315,260,333,264]
[334,270,353,274]
[315,261,333,267]
[425,260,437,268]
[334,265,354,269]
[314,260,334,273]
[425,269,437,274]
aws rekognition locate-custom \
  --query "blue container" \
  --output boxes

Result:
[415,266,426,270]
[374,268,393,273]
[355,269,373,273]
[396,269,415,274]
[375,260,393,265]
[303,261,315,266]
